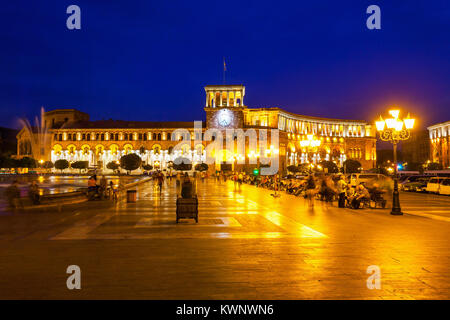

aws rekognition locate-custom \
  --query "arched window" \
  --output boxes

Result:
[157,133,161,141]
[153,133,157,140]
[101,134,105,141]
[167,132,171,140]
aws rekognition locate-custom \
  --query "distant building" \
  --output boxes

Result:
[428,121,450,168]
[401,130,430,165]
[17,84,377,174]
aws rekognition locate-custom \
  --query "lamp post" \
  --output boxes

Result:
[375,110,415,215]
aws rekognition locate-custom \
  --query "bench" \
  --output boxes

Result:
[176,196,198,223]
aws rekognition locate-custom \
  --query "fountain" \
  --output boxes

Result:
[18,107,51,162]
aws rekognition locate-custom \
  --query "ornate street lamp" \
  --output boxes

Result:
[375,110,415,215]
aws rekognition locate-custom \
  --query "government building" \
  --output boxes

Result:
[16,85,377,174]
[428,121,450,168]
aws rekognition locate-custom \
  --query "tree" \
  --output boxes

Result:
[142,164,153,171]
[194,163,208,171]
[55,159,69,172]
[71,161,89,173]
[19,157,37,168]
[120,153,142,174]
[42,161,54,169]
[106,161,120,172]
[320,160,338,173]
[343,159,361,173]
[297,163,310,174]
[1,157,19,169]
[287,165,299,173]
[173,157,192,171]
[427,162,443,170]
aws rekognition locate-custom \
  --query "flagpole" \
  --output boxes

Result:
[223,57,226,84]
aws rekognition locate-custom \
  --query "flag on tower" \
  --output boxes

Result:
[223,58,226,71]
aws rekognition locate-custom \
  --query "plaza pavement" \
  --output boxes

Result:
[0,178,449,299]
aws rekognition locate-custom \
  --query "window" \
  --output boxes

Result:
[101,134,105,141]
[153,133,157,140]
[54,134,58,141]
[167,132,171,140]
[82,133,86,141]
[157,133,161,141]
[87,134,91,141]
[139,133,143,140]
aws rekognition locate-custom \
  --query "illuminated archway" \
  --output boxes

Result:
[152,144,162,154]
[80,144,91,155]
[67,144,77,155]
[194,143,205,156]
[95,144,105,155]
[109,144,119,155]
[180,143,191,156]
[123,143,133,155]
[53,144,62,155]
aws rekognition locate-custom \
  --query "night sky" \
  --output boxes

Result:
[1,0,449,130]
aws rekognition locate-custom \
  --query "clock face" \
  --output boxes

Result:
[218,109,232,127]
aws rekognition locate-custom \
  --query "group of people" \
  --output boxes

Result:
[87,175,119,201]
[4,180,41,210]
[247,173,385,209]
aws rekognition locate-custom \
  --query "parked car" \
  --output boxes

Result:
[403,177,431,192]
[438,179,450,195]
[400,175,429,190]
[426,177,449,194]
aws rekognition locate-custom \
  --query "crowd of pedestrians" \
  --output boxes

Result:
[224,171,389,209]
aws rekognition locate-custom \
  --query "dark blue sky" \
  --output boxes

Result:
[1,0,449,129]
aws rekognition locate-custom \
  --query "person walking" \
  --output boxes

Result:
[305,174,316,207]
[157,171,164,195]
[238,172,243,190]
[28,181,40,205]
[99,176,107,199]
[336,175,347,208]
[5,180,21,210]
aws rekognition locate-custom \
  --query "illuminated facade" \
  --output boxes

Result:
[428,121,450,168]
[17,85,377,174]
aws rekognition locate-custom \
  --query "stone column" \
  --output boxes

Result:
[226,91,230,106]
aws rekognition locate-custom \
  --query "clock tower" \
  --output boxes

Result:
[204,85,246,129]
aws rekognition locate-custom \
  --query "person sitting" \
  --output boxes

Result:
[181,173,194,199]
[351,183,370,209]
